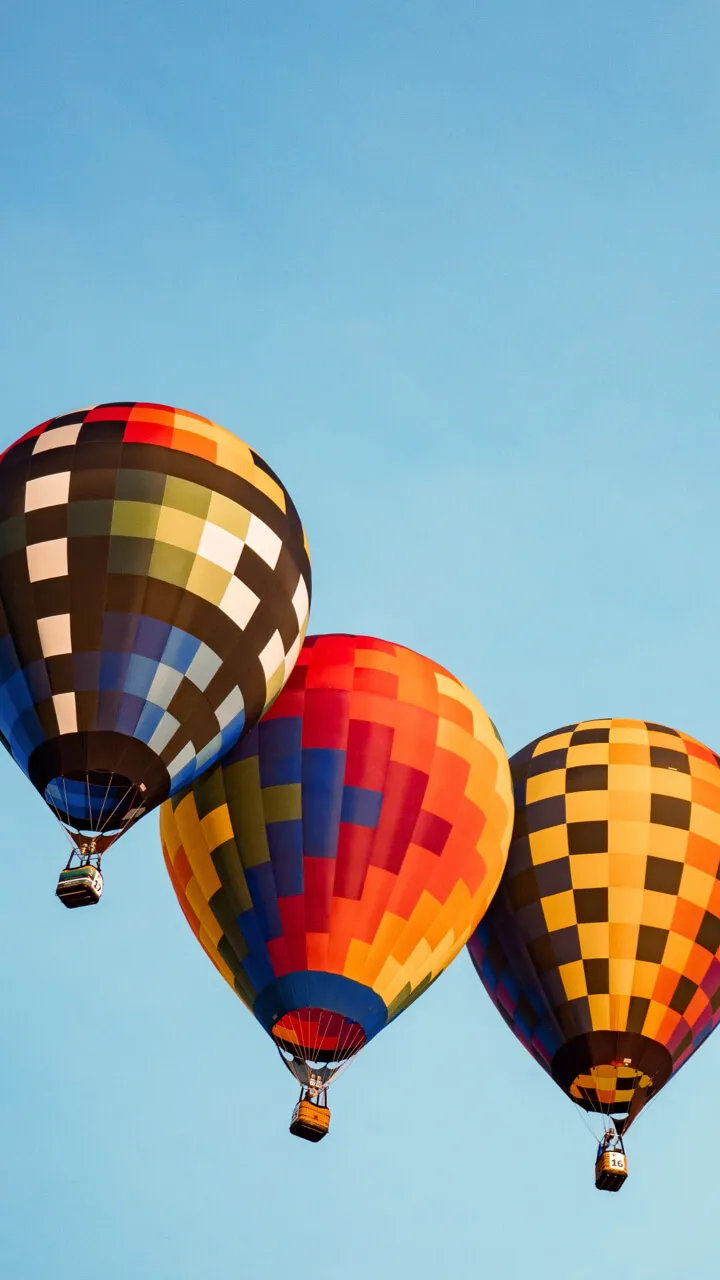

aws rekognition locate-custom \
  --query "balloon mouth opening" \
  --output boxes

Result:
[272,1009,366,1090]
[551,1031,672,1124]
[44,770,147,835]
[569,1062,655,1113]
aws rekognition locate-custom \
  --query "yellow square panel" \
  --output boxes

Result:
[186,557,232,606]
[609,724,650,745]
[609,820,650,859]
[608,886,644,924]
[111,499,160,539]
[344,936,373,985]
[643,1000,669,1040]
[608,763,652,793]
[566,743,610,767]
[588,994,611,1026]
[197,917,225,956]
[559,960,587,1000]
[435,672,476,709]
[162,819,182,859]
[689,756,720,786]
[663,931,693,974]
[200,804,233,851]
[640,890,676,930]
[534,732,573,754]
[436,719,473,759]
[609,921,639,958]
[608,849,647,888]
[155,505,205,554]
[648,729,686,750]
[526,770,566,804]
[679,864,716,911]
[649,770,692,800]
[207,491,251,540]
[690,804,720,844]
[632,960,660,999]
[647,825,689,861]
[542,890,577,932]
[609,743,650,766]
[569,853,609,889]
[691,777,720,813]
[529,825,570,864]
[386,937,434,1003]
[359,647,402,673]
[608,790,651,821]
[609,993,631,1027]
[577,922,610,958]
[565,791,610,823]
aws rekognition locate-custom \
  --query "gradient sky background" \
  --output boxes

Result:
[2,3,720,1277]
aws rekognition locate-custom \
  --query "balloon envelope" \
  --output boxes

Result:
[0,402,311,848]
[468,718,720,1129]
[161,633,513,1090]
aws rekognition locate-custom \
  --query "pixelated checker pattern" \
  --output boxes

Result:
[0,403,311,831]
[161,633,513,1060]
[468,719,720,1109]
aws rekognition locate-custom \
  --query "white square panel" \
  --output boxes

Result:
[148,711,180,755]
[167,741,196,778]
[33,423,82,453]
[291,574,309,628]
[52,692,77,734]
[215,686,244,730]
[283,633,302,681]
[258,629,285,681]
[219,576,260,629]
[185,642,222,692]
[245,514,282,569]
[197,521,244,573]
[192,732,223,773]
[147,663,184,710]
[25,471,71,512]
[26,537,68,582]
[38,613,72,657]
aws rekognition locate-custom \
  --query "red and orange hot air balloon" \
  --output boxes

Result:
[161,633,513,1139]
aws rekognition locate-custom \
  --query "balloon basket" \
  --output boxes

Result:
[56,864,104,909]
[289,1098,330,1143]
[595,1142,628,1191]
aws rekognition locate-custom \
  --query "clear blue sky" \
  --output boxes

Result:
[1,3,719,1277]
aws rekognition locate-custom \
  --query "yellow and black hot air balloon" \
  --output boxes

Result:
[468,718,720,1191]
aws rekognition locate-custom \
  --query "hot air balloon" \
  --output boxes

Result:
[0,403,310,906]
[160,633,513,1140]
[468,718,720,1190]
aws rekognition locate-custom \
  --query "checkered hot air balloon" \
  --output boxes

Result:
[468,718,720,1190]
[160,633,513,1141]
[0,402,311,905]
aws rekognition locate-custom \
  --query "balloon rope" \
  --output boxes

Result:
[45,791,81,860]
[572,1094,603,1143]
[310,1009,322,1094]
[59,773,72,836]
[94,770,116,837]
[85,770,94,834]
[99,781,141,838]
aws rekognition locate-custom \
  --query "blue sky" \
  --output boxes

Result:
[1,3,720,1277]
